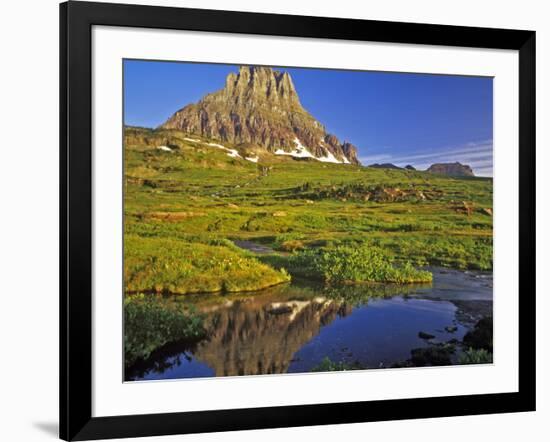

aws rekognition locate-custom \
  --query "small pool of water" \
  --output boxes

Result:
[126,267,492,381]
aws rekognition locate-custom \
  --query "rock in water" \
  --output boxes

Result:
[418,331,436,340]
[160,66,359,164]
[427,162,475,177]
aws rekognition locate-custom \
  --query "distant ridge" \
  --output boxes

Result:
[367,161,474,176]
[368,163,402,170]
[427,162,475,177]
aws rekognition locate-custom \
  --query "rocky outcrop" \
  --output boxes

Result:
[160,66,359,164]
[427,162,474,177]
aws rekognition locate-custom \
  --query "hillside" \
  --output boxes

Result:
[124,127,493,295]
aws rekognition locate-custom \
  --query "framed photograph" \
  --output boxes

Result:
[60,1,536,440]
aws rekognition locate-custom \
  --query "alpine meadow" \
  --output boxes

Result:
[123,62,494,380]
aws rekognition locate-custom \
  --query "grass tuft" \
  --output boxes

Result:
[124,294,206,367]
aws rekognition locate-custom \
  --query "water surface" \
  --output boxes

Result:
[126,267,492,381]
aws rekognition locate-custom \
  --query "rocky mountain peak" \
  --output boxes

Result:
[223,66,300,108]
[160,66,359,164]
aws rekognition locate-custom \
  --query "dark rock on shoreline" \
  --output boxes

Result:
[410,345,454,366]
[452,300,493,327]
[418,331,436,340]
[463,316,493,352]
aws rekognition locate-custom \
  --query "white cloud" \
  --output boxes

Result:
[360,140,493,176]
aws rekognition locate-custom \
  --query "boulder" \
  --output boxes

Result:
[462,316,493,352]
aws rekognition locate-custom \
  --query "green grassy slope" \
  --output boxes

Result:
[124,127,493,294]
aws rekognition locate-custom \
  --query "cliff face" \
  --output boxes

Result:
[160,66,359,164]
[427,162,475,177]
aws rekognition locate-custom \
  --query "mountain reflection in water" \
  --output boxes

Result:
[125,268,492,381]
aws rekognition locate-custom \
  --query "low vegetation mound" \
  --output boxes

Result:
[124,294,205,367]
[288,244,432,284]
[125,236,290,294]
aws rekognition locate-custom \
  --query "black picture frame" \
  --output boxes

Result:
[60,1,536,440]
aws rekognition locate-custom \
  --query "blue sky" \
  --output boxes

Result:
[124,60,493,176]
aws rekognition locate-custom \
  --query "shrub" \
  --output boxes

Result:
[273,233,305,251]
[310,357,364,372]
[459,348,493,364]
[289,244,432,284]
[124,294,205,367]
[280,239,305,252]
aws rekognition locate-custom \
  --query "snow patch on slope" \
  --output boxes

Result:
[206,142,226,149]
[184,135,352,164]
[184,137,263,162]
[205,142,242,159]
[275,137,351,164]
[226,150,240,158]
[317,150,341,164]
[275,137,316,159]
[292,138,317,159]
